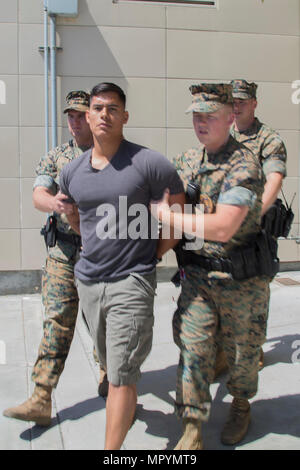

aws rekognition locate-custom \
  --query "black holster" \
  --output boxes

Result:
[229,230,279,280]
[261,198,294,238]
[41,215,81,250]
[41,215,57,248]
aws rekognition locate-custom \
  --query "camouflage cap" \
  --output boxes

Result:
[230,79,258,100]
[185,83,234,114]
[63,90,90,113]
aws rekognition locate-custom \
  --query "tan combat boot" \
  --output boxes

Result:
[3,385,52,427]
[221,397,250,445]
[174,418,203,450]
[214,348,228,380]
[98,366,109,398]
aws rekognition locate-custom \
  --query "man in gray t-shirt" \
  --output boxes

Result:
[60,139,183,282]
[60,82,185,450]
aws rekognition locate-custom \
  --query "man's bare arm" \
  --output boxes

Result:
[66,205,81,235]
[152,191,248,244]
[261,172,283,216]
[33,187,75,215]
[165,204,248,243]
[156,192,186,259]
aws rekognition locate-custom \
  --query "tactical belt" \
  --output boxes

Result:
[174,230,279,281]
[179,251,233,274]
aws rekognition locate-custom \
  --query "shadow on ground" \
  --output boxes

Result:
[264,334,300,367]
[20,396,106,441]
[19,334,300,448]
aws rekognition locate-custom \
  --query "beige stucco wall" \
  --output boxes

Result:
[0,0,299,270]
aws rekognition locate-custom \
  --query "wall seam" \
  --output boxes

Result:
[19,22,300,38]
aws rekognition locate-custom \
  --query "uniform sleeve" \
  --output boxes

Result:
[172,150,197,191]
[172,153,183,175]
[218,155,262,209]
[146,151,184,200]
[261,132,287,177]
[218,186,257,208]
[33,149,58,193]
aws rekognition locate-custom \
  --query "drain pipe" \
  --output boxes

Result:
[43,3,49,154]
[43,1,78,151]
[49,13,57,149]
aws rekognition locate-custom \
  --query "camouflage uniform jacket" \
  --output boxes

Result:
[231,118,287,178]
[173,136,264,277]
[34,139,90,263]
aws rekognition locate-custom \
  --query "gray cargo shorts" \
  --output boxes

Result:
[76,271,156,386]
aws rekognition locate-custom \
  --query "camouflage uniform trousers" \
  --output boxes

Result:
[173,265,270,422]
[31,255,79,388]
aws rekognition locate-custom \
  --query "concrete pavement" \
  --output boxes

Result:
[0,272,300,450]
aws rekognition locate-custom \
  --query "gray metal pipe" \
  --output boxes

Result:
[44,4,49,154]
[50,14,57,148]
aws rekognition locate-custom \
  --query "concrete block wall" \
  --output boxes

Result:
[0,0,299,271]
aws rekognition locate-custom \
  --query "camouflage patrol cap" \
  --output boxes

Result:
[185,83,234,114]
[230,79,258,100]
[63,90,90,113]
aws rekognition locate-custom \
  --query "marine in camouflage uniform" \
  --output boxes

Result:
[31,138,87,388]
[229,80,287,369]
[3,91,100,427]
[230,79,287,191]
[154,84,269,449]
[214,81,287,377]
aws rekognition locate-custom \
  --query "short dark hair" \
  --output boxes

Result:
[89,82,126,107]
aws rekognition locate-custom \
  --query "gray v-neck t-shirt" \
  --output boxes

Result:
[60,139,184,282]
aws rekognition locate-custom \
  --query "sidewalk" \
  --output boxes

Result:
[0,272,300,450]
